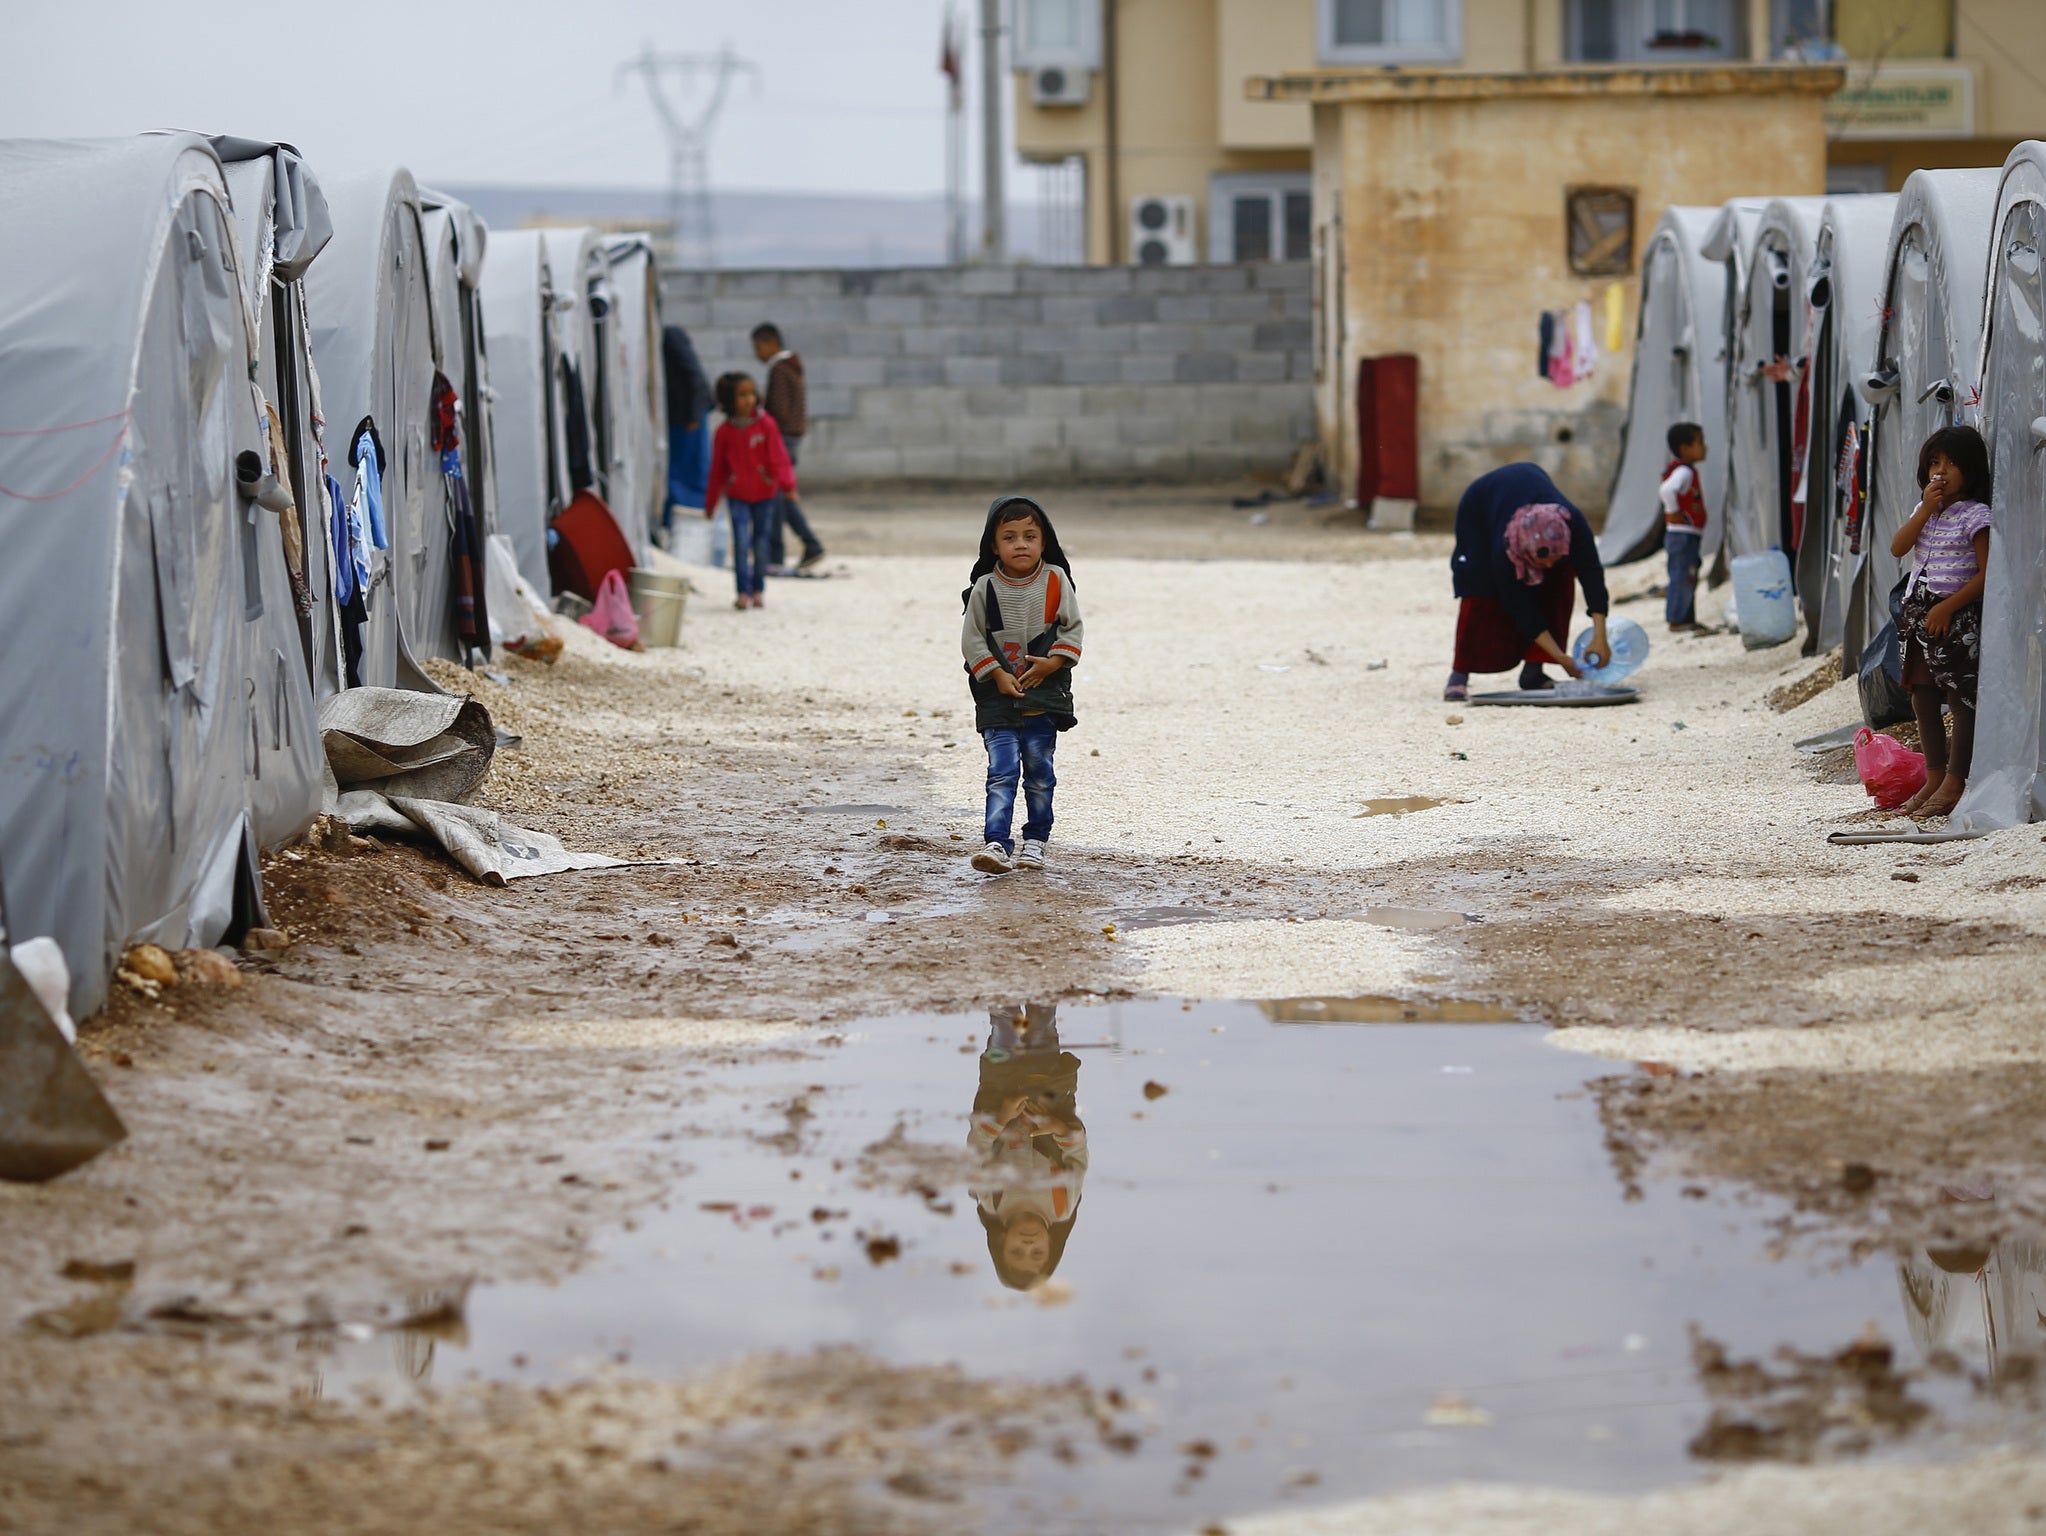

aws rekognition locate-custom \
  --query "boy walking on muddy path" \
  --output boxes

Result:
[961,496,1083,875]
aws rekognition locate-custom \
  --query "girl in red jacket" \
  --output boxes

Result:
[705,372,798,608]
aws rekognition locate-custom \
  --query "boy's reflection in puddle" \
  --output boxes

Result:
[969,1003,1087,1291]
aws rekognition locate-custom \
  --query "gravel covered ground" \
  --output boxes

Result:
[5,487,2045,1534]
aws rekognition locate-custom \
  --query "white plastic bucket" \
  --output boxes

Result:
[666,516,716,567]
[1730,550,1796,649]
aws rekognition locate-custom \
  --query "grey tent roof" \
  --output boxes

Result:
[417,189,500,550]
[212,140,330,844]
[1796,193,1898,651]
[542,225,646,564]
[478,228,564,596]
[602,233,669,546]
[1953,142,2046,832]
[1724,196,1830,564]
[304,169,452,683]
[1600,206,1732,566]
[0,135,286,1013]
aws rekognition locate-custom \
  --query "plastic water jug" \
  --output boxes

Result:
[1730,550,1797,649]
[1571,614,1649,685]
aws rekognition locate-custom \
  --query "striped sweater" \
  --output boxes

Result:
[961,560,1084,730]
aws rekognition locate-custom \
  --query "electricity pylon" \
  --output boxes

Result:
[618,42,759,269]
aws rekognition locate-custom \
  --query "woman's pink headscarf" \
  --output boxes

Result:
[1504,503,1571,586]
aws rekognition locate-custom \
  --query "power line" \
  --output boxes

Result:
[617,41,760,268]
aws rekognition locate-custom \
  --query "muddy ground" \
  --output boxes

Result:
[5,487,2046,1534]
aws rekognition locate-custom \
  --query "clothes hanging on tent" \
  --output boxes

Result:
[263,402,314,616]
[432,371,490,658]
[1839,416,1866,556]
[560,358,594,493]
[326,471,368,688]
[348,418,388,553]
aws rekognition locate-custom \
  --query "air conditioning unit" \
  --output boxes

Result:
[1029,64,1092,106]
[1129,195,1197,266]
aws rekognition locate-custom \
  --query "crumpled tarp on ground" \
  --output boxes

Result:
[333,791,624,885]
[320,685,623,884]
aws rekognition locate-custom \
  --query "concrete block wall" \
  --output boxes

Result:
[661,262,1315,484]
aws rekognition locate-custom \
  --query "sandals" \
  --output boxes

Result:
[1443,673,1469,702]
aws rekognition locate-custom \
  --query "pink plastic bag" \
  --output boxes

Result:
[1854,726,1926,809]
[580,568,641,650]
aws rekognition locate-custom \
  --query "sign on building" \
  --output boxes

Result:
[1825,64,1976,140]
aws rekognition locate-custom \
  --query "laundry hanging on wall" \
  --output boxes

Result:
[1536,300,1600,389]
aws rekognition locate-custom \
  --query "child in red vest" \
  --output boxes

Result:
[704,372,798,609]
[1659,422,1708,631]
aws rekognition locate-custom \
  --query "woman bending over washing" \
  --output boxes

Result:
[1445,463,1611,702]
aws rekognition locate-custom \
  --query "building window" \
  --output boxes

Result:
[1567,187,1635,276]
[1316,0,1462,64]
[1013,0,1102,68]
[1211,174,1314,264]
[1565,0,1741,60]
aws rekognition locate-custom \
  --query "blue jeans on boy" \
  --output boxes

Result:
[1665,528,1702,626]
[727,497,774,596]
[983,717,1058,853]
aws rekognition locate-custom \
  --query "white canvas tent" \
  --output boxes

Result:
[418,188,498,545]
[603,233,670,546]
[304,170,451,683]
[1725,197,1830,568]
[1697,199,1769,572]
[0,136,304,1014]
[1792,193,1898,652]
[1951,142,2046,832]
[1844,167,2002,705]
[1600,206,1736,567]
[211,137,332,844]
[544,226,646,565]
[479,229,571,598]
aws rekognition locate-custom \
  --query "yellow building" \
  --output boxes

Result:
[1265,63,1841,512]
[1011,0,2045,263]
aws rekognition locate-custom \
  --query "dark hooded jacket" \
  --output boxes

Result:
[1449,462,1609,641]
[962,495,1081,732]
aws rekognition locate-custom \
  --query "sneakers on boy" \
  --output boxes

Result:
[1015,839,1047,870]
[971,842,1013,874]
[798,548,827,573]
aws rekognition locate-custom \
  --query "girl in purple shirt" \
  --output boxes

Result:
[1889,425,1992,819]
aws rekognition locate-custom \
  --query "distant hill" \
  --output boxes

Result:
[433,184,1065,268]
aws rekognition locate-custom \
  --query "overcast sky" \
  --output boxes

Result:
[4,0,1013,197]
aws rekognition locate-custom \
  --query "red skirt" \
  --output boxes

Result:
[1453,565,1577,674]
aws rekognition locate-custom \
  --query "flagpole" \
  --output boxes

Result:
[946,11,961,264]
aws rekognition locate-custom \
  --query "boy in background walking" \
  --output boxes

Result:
[751,322,827,573]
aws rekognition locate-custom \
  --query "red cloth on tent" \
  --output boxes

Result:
[549,490,636,602]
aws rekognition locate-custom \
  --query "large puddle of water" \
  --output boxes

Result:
[300,999,2013,1529]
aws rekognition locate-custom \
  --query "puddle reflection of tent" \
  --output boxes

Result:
[1897,1237,2046,1380]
